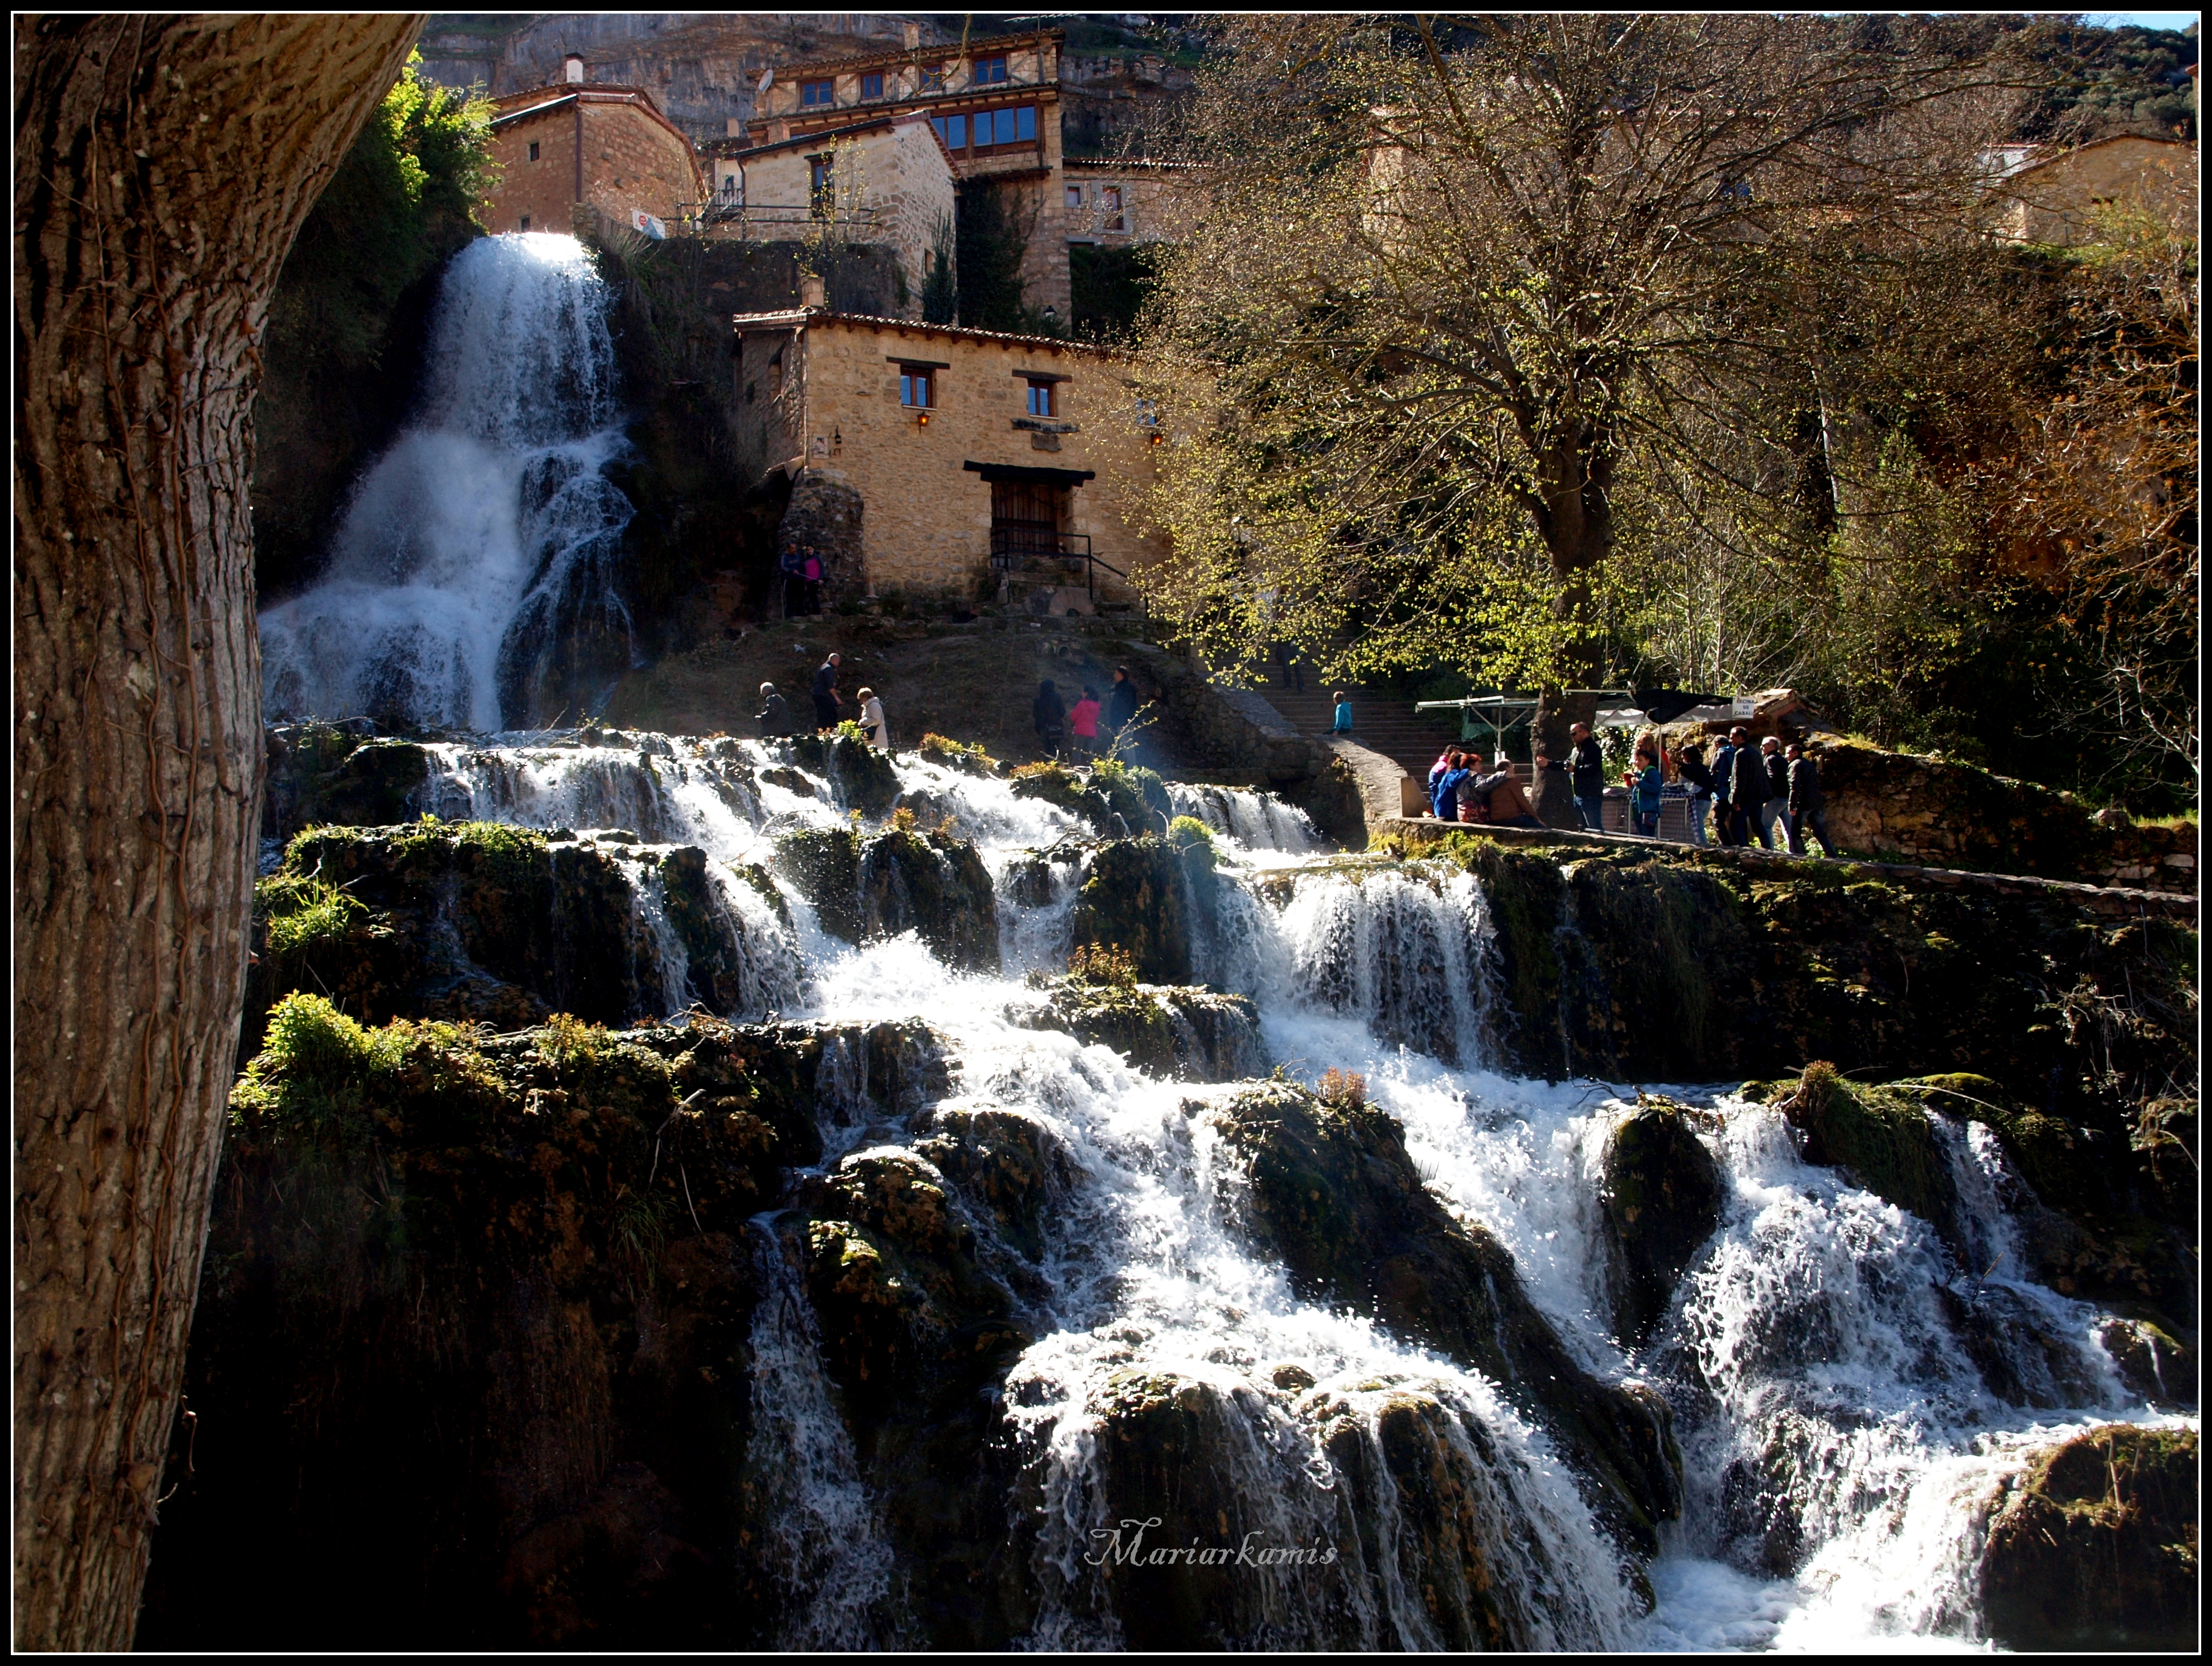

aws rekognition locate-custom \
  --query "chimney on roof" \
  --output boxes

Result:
[904,23,921,50]
[564,53,586,85]
[799,272,826,309]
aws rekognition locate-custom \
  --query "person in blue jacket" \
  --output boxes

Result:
[1433,750,1471,820]
[1331,692,1354,734]
[1627,745,1664,837]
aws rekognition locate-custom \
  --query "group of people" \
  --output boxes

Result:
[1564,720,1831,855]
[1426,748,1548,828]
[1034,667,1142,760]
[754,652,891,750]
[774,542,831,618]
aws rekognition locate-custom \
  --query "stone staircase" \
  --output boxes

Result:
[1260,683,1464,786]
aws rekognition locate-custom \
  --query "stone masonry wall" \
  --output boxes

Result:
[1808,737,2197,893]
[484,95,702,235]
[781,315,1166,599]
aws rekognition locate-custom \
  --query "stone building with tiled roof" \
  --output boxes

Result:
[481,58,702,236]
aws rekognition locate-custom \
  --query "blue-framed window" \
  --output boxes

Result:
[861,71,883,100]
[920,62,946,91]
[930,112,967,151]
[899,366,935,408]
[975,55,1008,84]
[801,78,834,107]
[1025,379,1055,417]
[976,105,1036,146]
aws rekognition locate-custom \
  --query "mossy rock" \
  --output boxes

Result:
[782,729,898,814]
[1208,1082,1680,1561]
[1070,836,1193,986]
[245,822,699,1048]
[1979,1424,2198,1650]
[1014,975,1262,1082]
[1776,1063,1958,1244]
[1599,1098,1725,1346]
[916,733,1000,778]
[1087,760,1172,836]
[911,1105,1078,1263]
[771,826,862,941]
[1009,761,1121,834]
[856,828,1000,972]
[157,1006,833,1648]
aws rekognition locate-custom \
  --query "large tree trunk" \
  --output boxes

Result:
[12,16,421,1650]
[1529,433,1613,825]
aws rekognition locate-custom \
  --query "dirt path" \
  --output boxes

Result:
[604,615,1158,765]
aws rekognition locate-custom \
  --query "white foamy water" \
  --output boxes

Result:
[261,234,635,731]
[274,724,2191,1647]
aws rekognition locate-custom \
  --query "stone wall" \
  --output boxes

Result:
[730,116,955,311]
[1807,738,2197,894]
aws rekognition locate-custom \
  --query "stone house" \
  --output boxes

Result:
[483,59,702,235]
[749,28,1077,320]
[697,111,956,313]
[730,300,1166,610]
[1060,157,1198,248]
[1992,134,2198,245]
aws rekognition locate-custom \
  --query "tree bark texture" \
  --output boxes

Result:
[12,15,422,1650]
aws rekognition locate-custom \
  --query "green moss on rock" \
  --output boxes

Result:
[1980,1424,2198,1651]
[1014,974,1262,1081]
[783,729,898,814]
[1600,1097,1725,1346]
[1777,1063,1958,1243]
[1071,836,1193,986]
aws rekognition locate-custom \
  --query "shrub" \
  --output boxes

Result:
[919,732,999,776]
[231,992,384,1140]
[1067,941,1140,990]
[1317,1067,1368,1109]
[258,872,378,960]
[890,805,919,832]
[1168,815,1217,853]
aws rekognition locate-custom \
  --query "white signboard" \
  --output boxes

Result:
[1731,695,1756,718]
[631,209,667,241]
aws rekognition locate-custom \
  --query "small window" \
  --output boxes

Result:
[976,55,1008,85]
[899,366,935,409]
[527,140,541,162]
[861,71,884,100]
[518,214,531,233]
[1065,183,1084,210]
[1102,185,1125,231]
[1026,379,1056,418]
[809,157,833,217]
[920,62,946,91]
[932,113,966,150]
[801,79,835,108]
[718,170,740,201]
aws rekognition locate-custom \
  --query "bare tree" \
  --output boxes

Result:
[1132,14,2024,787]
[14,15,421,1648]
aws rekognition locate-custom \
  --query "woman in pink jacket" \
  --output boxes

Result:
[1069,686,1102,759]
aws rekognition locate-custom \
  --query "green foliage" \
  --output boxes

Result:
[258,872,381,960]
[1070,241,1165,343]
[922,210,959,325]
[955,180,1061,335]
[265,53,493,374]
[1067,941,1141,990]
[1167,815,1217,853]
[917,732,999,776]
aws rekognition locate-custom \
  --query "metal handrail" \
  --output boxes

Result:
[991,526,1148,607]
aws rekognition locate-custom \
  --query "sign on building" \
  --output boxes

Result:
[631,209,667,240]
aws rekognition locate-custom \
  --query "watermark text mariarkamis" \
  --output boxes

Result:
[1084,1518,1338,1568]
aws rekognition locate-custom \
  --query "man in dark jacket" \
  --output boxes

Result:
[811,653,843,731]
[755,681,794,738]
[1568,721,1605,831]
[1104,666,1140,748]
[1725,725,1771,848]
[1759,736,1791,850]
[1033,679,1066,759]
[1785,742,1832,856]
[1676,741,1716,847]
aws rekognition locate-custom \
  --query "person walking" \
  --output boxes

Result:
[1331,692,1354,735]
[857,686,889,751]
[1070,686,1102,758]
[811,652,843,731]
[755,681,794,738]
[1725,725,1771,849]
[1627,745,1664,837]
[1710,731,1739,845]
[1105,666,1139,748]
[775,543,802,620]
[1758,736,1791,850]
[1676,740,1715,848]
[1568,721,1606,832]
[1033,678,1066,759]
[1786,741,1832,856]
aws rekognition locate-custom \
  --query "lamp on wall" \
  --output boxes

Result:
[915,410,930,425]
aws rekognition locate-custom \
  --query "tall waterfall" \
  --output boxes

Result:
[268,728,2190,1648]
[261,234,636,731]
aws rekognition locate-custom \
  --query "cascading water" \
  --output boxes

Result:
[273,721,2188,1648]
[261,234,637,731]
